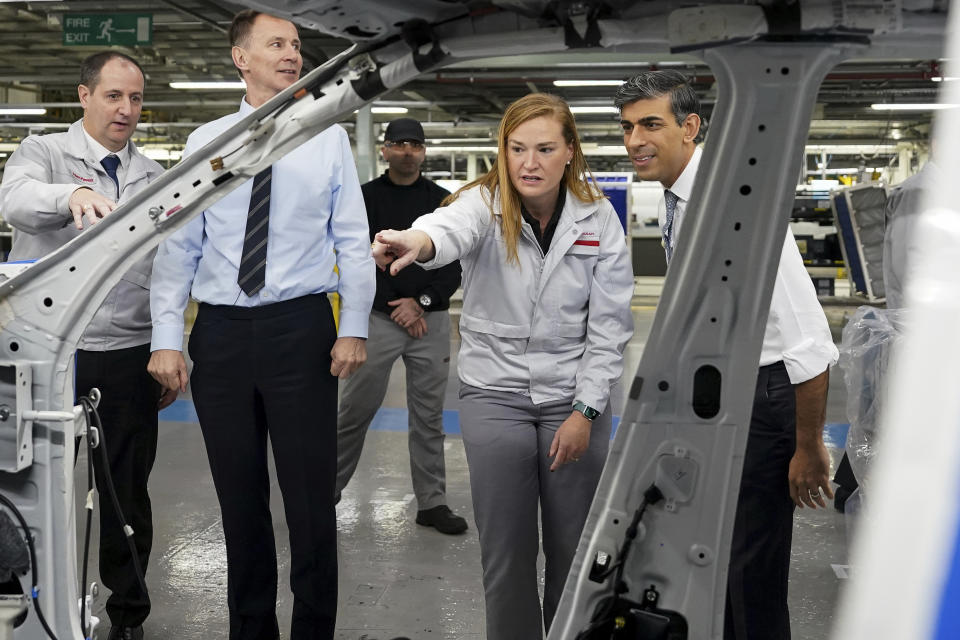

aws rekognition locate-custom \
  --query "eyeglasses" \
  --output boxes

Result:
[384,140,425,150]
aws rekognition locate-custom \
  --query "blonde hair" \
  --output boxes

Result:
[443,93,603,264]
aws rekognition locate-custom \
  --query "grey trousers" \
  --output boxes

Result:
[458,384,611,640]
[336,310,451,510]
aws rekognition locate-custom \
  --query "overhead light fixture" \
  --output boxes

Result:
[806,167,879,175]
[169,81,246,90]
[569,106,619,114]
[428,137,495,143]
[805,143,898,153]
[555,61,651,67]
[371,106,408,114]
[0,108,47,116]
[553,80,624,87]
[870,103,959,111]
[426,146,497,153]
[931,76,960,82]
[141,147,183,161]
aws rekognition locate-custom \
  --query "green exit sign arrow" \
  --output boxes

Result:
[63,14,153,47]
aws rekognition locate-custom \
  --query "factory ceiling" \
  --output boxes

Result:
[0,0,949,175]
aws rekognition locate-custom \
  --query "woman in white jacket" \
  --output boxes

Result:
[372,93,634,640]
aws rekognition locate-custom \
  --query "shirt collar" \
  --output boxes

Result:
[667,145,702,203]
[239,96,256,115]
[80,123,131,167]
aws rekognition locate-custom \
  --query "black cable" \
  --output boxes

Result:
[79,396,148,596]
[78,401,96,640]
[0,493,59,640]
[575,484,664,639]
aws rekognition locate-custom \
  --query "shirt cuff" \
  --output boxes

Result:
[574,384,609,416]
[782,339,840,384]
[151,323,186,352]
[337,309,369,339]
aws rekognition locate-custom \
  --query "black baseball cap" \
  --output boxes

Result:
[384,118,425,144]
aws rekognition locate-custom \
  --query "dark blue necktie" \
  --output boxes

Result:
[100,155,120,194]
[238,166,272,296]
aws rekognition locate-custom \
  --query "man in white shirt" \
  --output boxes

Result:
[0,51,171,640]
[615,70,839,640]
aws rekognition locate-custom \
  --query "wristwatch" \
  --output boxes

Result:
[573,401,600,421]
[418,293,433,308]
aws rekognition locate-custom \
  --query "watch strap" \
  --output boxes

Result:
[573,401,600,421]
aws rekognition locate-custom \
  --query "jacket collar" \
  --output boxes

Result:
[491,186,601,223]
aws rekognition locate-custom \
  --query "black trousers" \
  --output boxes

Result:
[189,295,339,640]
[724,361,797,640]
[75,344,160,627]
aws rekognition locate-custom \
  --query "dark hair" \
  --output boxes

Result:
[614,70,706,143]
[229,9,261,48]
[79,52,144,91]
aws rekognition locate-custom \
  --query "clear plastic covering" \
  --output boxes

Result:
[838,306,908,494]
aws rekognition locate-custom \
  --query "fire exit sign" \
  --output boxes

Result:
[63,14,152,47]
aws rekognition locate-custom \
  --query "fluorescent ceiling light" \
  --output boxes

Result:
[426,146,496,153]
[806,167,878,175]
[371,106,408,114]
[931,76,960,82]
[169,81,246,90]
[553,80,624,87]
[0,108,47,115]
[570,106,619,114]
[870,103,959,111]
[428,138,495,144]
[805,143,898,153]
[0,153,6,158]
[142,148,183,161]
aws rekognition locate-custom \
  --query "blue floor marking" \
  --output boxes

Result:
[823,422,850,449]
[160,399,847,448]
[161,399,621,437]
[159,398,199,423]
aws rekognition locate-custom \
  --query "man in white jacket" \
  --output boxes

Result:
[0,51,172,640]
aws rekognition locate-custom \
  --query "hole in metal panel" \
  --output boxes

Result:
[693,365,722,419]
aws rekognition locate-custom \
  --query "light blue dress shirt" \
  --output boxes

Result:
[150,98,375,351]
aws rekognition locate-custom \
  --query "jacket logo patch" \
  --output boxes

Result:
[72,172,95,184]
[574,232,599,247]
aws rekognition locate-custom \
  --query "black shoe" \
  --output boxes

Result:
[107,626,144,640]
[416,505,468,535]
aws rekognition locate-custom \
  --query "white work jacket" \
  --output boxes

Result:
[0,120,163,350]
[413,185,634,413]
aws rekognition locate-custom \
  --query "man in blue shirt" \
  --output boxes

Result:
[147,10,374,639]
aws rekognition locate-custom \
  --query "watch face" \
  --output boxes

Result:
[419,294,432,307]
